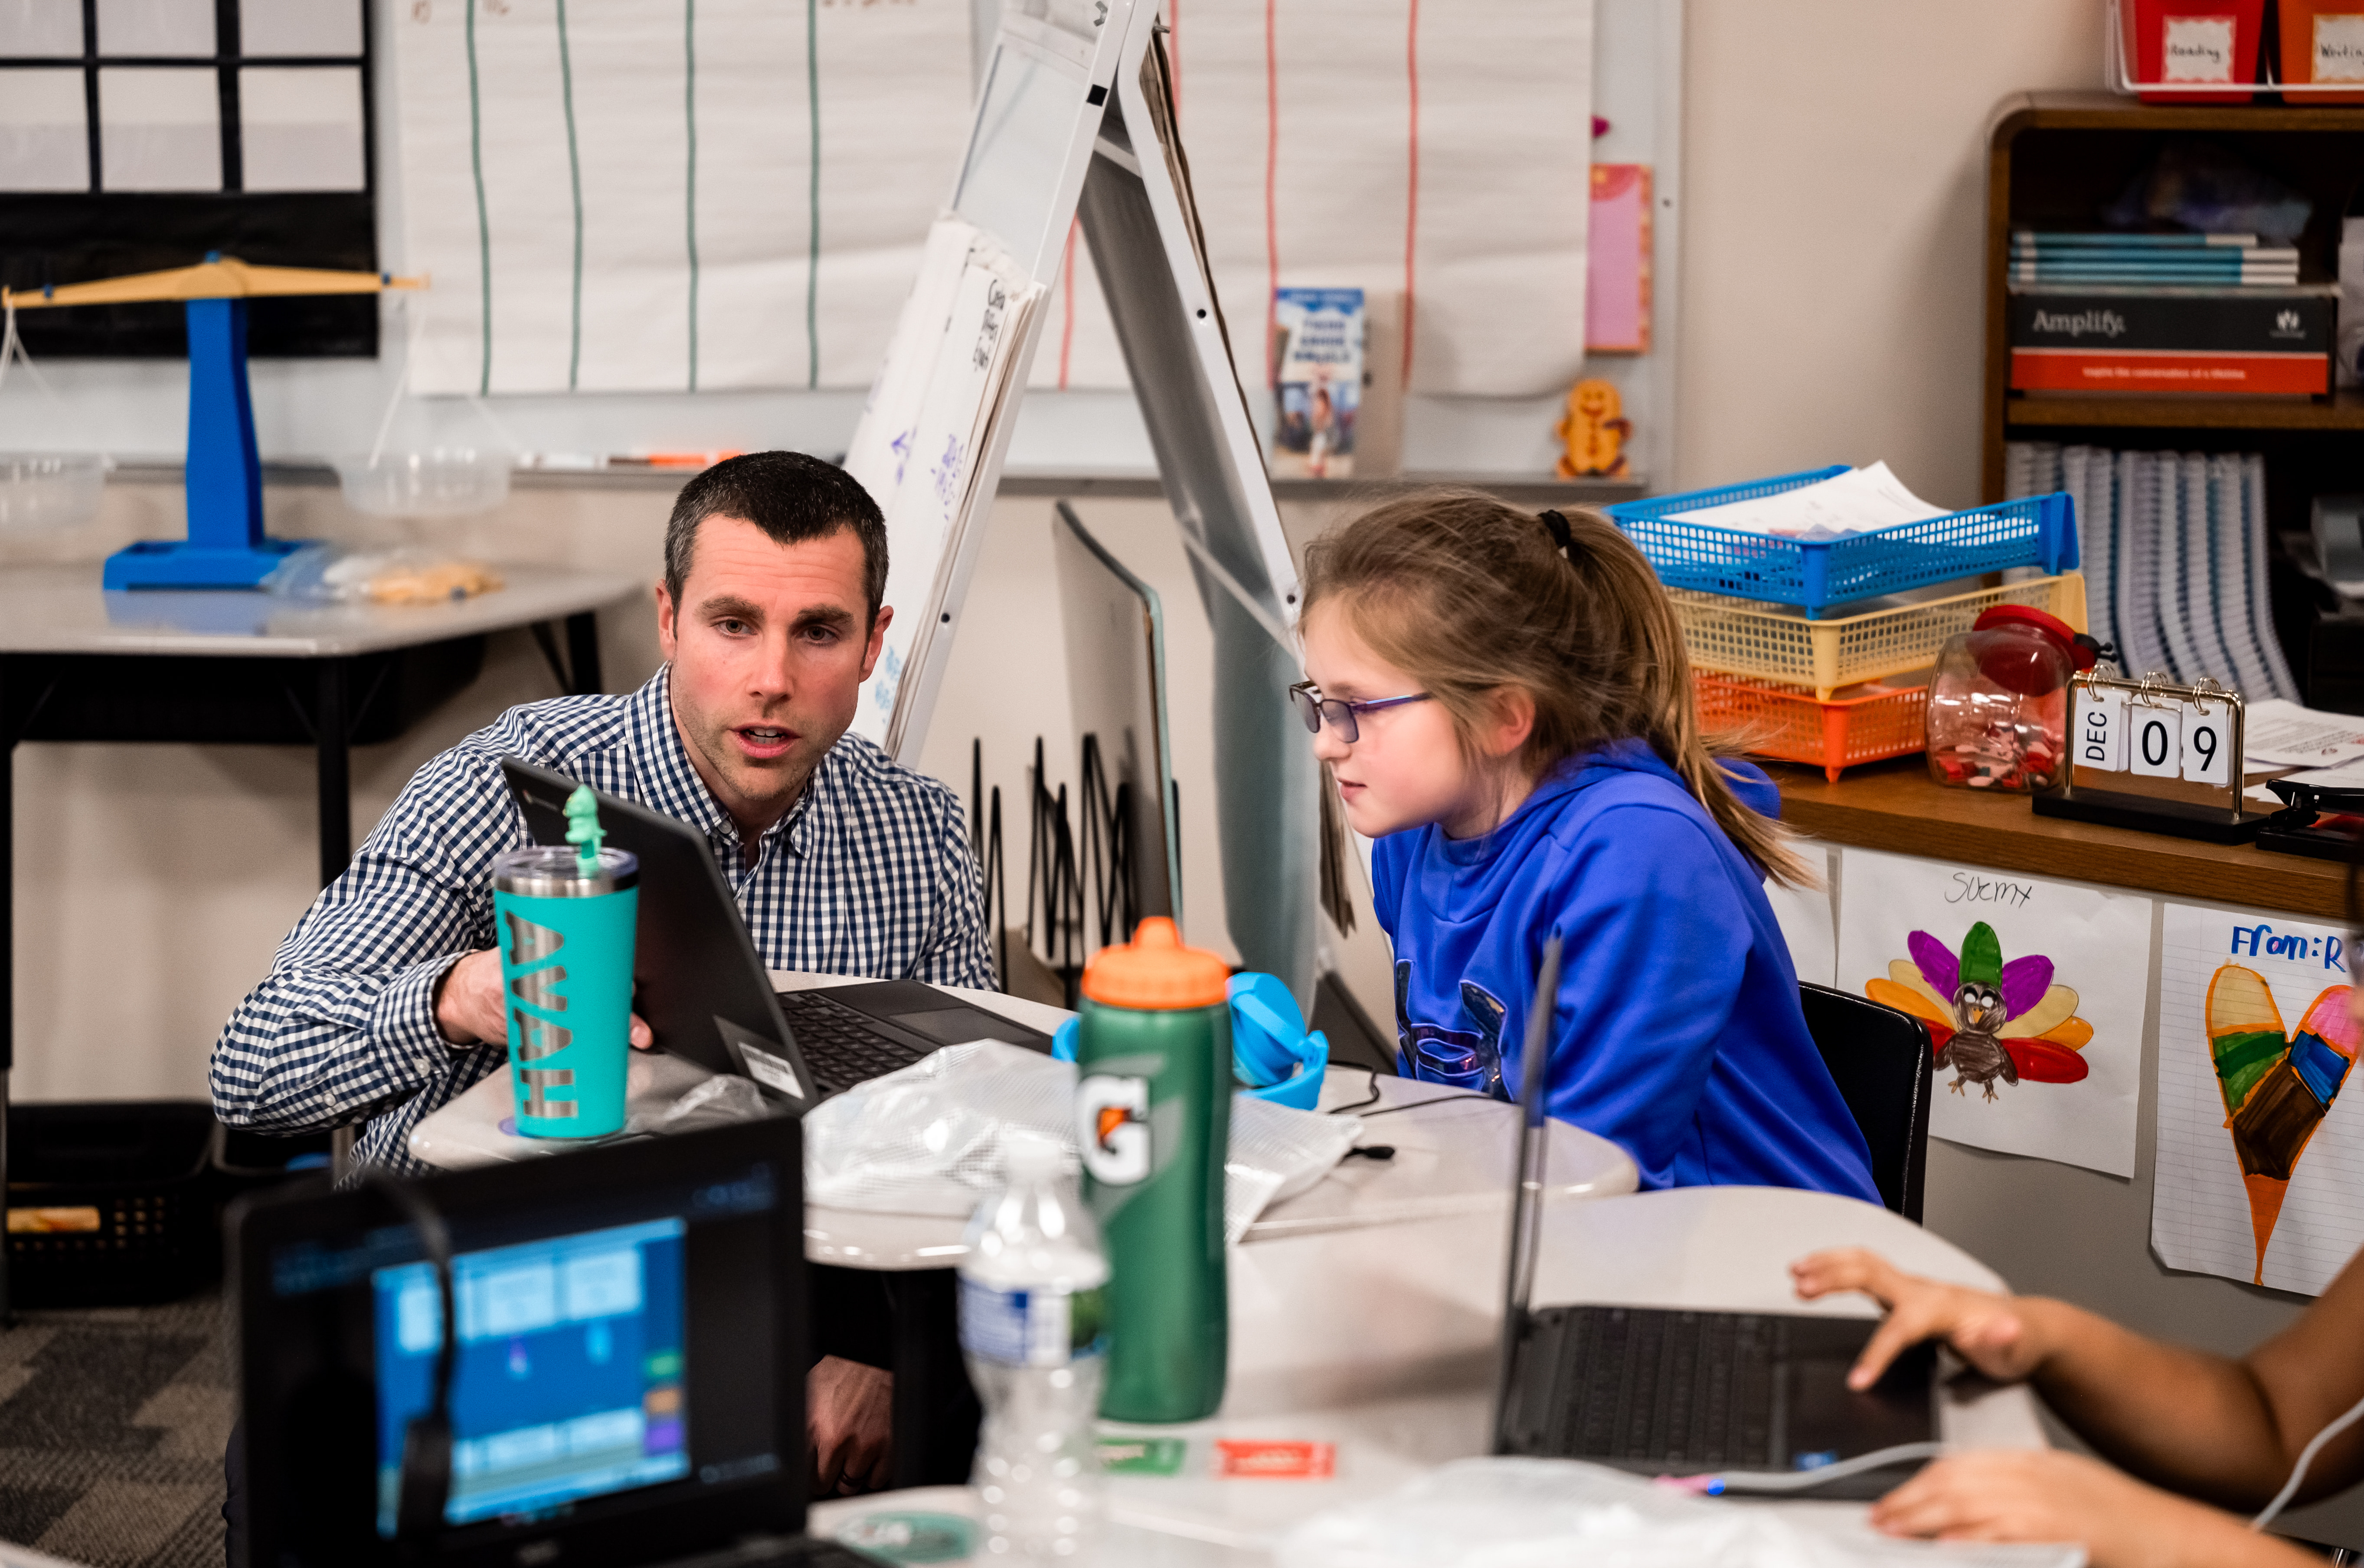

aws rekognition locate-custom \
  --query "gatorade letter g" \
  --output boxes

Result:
[1077,1074,1150,1185]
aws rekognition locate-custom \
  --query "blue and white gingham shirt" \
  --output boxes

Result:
[210,664,994,1173]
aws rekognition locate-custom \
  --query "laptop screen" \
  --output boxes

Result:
[237,1121,805,1568]
[369,1217,692,1534]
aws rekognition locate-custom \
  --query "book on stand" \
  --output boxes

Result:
[1269,287,1364,479]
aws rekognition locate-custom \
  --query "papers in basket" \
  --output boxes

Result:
[1663,463,1952,542]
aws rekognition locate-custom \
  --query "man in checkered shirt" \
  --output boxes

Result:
[210,451,989,1493]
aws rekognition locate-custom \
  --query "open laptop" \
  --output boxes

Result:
[1490,939,1938,1500]
[231,1118,876,1568]
[500,758,1051,1106]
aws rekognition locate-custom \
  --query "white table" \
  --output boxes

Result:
[0,560,638,1319]
[405,971,1641,1256]
[810,1186,2046,1565]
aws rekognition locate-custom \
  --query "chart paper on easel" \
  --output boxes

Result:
[850,236,1043,749]
[1032,0,1596,398]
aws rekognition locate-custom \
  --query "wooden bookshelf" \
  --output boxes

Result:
[1979,92,2364,500]
[1772,755,2348,920]
[2003,388,2364,431]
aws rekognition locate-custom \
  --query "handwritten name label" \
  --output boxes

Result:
[1945,872,2035,908]
[2229,922,2348,972]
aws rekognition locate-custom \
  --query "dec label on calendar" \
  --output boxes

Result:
[2074,686,2125,773]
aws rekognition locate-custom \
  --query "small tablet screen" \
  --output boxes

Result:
[369,1218,692,1534]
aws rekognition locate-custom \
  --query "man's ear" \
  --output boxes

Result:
[858,604,896,682]
[654,578,679,661]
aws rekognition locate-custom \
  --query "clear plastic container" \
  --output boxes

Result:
[1926,606,2096,792]
[333,448,511,518]
[958,1132,1109,1559]
[0,453,109,534]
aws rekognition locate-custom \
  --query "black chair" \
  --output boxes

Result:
[1798,982,1934,1223]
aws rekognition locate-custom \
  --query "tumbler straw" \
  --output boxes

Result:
[565,784,606,877]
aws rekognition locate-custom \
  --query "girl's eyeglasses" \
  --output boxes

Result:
[1287,681,1431,744]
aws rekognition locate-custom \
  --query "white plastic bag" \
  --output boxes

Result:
[801,1040,1361,1241]
[1277,1458,2085,1568]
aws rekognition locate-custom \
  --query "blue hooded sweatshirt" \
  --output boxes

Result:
[1370,740,1878,1199]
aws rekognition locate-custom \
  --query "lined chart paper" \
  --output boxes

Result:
[2155,902,2364,1295]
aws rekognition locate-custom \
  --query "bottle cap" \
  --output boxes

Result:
[1081,917,1229,1010]
[1004,1130,1066,1183]
[1973,603,2079,650]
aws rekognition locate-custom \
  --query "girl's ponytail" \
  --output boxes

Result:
[1302,491,1813,888]
[1574,515,1812,887]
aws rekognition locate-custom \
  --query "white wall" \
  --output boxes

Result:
[1675,0,2108,505]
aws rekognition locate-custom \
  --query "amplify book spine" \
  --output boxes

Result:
[2008,285,2335,395]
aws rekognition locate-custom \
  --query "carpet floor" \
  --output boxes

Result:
[0,1294,229,1568]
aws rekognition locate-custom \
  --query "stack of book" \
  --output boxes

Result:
[2006,230,2334,397]
[2004,441,2299,705]
[2008,230,2298,286]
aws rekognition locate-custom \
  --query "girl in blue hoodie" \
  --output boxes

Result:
[1294,492,1878,1199]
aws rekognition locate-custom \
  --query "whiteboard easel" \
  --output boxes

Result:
[845,0,1319,997]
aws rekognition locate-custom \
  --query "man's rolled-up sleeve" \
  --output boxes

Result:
[209,745,522,1133]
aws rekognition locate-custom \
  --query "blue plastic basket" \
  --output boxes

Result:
[1605,466,2080,619]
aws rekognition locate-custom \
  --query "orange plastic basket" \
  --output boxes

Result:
[1697,672,1930,783]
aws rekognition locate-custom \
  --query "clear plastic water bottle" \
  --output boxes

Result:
[958,1131,1109,1558]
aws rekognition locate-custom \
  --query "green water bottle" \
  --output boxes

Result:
[1072,917,1231,1423]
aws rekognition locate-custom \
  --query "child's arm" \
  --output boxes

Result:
[1796,1244,2364,1512]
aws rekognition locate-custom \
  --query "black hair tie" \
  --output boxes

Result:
[1539,508,1576,558]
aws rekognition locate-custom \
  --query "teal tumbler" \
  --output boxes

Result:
[490,844,638,1137]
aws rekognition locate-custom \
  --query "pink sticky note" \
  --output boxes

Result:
[1587,164,1651,354]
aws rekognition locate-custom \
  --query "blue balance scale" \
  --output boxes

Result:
[5,254,422,590]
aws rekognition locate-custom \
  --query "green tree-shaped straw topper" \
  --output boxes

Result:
[564,785,606,877]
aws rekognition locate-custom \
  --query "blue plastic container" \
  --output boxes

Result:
[1604,467,2080,620]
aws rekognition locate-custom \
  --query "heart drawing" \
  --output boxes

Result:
[2205,966,2359,1284]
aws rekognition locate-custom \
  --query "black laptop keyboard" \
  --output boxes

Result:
[1513,1305,1780,1468]
[773,989,927,1091]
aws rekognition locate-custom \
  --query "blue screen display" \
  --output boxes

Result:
[372,1218,690,1537]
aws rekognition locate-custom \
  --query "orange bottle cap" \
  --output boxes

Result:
[1080,917,1229,1010]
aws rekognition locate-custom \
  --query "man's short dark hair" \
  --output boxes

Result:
[663,451,889,624]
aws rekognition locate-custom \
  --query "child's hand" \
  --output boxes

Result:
[1869,1450,2301,1568]
[1790,1247,2044,1388]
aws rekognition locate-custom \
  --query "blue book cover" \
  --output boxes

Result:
[2011,229,2264,250]
[1270,287,1364,479]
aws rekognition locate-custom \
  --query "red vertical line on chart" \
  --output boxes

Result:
[1402,0,1419,388]
[1058,222,1078,389]
[1263,0,1279,387]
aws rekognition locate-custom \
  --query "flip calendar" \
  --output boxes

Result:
[2039,672,2263,843]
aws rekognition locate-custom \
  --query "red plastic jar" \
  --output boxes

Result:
[1925,606,2096,793]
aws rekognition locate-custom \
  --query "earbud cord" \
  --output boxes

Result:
[2252,1388,2364,1532]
